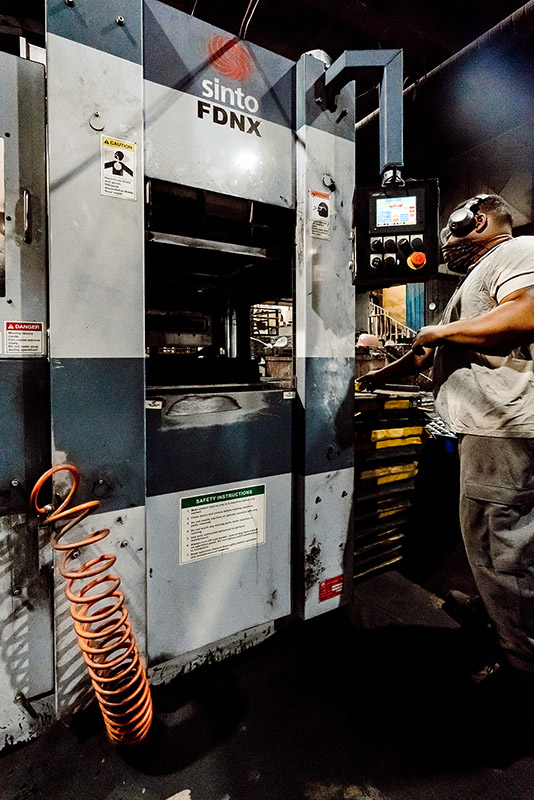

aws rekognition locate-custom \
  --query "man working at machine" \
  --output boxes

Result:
[358,194,534,684]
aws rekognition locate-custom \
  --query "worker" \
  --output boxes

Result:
[358,194,534,686]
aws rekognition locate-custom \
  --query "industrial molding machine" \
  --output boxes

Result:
[0,0,438,747]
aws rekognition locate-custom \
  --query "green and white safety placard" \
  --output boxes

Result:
[180,485,266,564]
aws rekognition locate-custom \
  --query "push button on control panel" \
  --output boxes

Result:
[407,251,426,269]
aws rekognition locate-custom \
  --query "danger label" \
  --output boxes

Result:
[5,321,44,355]
[101,135,137,200]
[319,574,344,602]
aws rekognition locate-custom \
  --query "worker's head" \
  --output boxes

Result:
[440,194,513,272]
[441,194,513,245]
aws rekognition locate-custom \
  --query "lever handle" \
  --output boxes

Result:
[23,189,32,243]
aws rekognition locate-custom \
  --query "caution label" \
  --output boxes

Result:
[101,135,137,200]
[180,485,266,564]
[5,321,44,355]
[310,189,331,240]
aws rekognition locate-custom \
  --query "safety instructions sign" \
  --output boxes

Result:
[180,485,266,564]
[101,136,137,200]
[310,189,331,240]
[4,321,44,355]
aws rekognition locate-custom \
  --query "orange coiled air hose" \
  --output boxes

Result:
[30,464,153,746]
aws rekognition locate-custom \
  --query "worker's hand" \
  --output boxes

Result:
[412,325,444,354]
[356,369,384,392]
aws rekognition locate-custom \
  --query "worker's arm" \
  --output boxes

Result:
[357,346,434,391]
[412,286,534,353]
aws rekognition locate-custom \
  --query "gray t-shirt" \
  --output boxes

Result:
[433,236,534,437]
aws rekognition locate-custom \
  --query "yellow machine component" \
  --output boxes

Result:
[384,399,416,410]
[367,425,423,442]
[354,388,419,412]
[359,462,419,480]
[358,462,419,486]
[354,388,425,582]
[375,436,421,448]
[354,437,422,451]
[378,506,407,518]
[355,532,404,556]
[354,555,403,581]
[353,497,411,523]
[376,469,418,485]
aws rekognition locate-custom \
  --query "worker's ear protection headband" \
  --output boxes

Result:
[440,195,491,244]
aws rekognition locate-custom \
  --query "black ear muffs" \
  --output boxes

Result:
[447,195,490,237]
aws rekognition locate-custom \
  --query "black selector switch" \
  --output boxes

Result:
[411,236,424,251]
[370,238,383,253]
[398,237,413,256]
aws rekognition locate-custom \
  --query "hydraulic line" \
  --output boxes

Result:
[30,465,153,746]
[239,0,260,40]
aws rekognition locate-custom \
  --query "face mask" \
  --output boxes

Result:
[442,234,512,273]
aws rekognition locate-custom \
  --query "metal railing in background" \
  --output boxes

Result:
[368,302,417,343]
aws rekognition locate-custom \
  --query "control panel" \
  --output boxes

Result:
[354,178,439,287]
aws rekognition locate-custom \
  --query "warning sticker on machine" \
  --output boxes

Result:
[319,574,344,602]
[180,485,266,564]
[101,136,137,200]
[5,321,44,355]
[310,189,330,240]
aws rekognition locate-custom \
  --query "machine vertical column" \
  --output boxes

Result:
[295,53,355,618]
[0,52,54,746]
[46,1,146,716]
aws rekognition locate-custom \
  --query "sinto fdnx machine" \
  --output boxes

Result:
[0,0,438,748]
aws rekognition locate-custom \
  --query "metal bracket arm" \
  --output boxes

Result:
[323,49,404,174]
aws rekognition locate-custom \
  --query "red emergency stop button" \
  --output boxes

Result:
[407,251,426,270]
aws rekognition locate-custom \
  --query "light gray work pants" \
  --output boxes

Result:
[459,435,534,675]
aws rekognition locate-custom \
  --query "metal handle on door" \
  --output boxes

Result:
[23,189,31,243]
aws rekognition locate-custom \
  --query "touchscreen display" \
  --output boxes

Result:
[376,195,416,227]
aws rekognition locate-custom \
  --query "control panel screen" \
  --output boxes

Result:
[376,195,417,227]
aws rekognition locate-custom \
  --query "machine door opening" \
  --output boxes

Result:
[145,179,295,391]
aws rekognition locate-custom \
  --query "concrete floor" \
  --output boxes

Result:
[2,567,534,800]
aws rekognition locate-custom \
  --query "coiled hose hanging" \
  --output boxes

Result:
[30,464,153,746]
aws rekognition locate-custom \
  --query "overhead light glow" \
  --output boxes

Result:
[235,150,259,171]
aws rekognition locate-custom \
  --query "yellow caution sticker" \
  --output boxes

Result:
[102,137,135,151]
[101,135,137,201]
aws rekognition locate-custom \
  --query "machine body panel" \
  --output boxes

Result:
[144,1,294,207]
[147,473,291,662]
[142,2,295,669]
[0,0,424,748]
[47,0,143,64]
[46,2,148,724]
[295,54,355,618]
[47,33,145,360]
[52,504,147,714]
[0,53,47,352]
[146,389,292,495]
[0,50,53,747]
